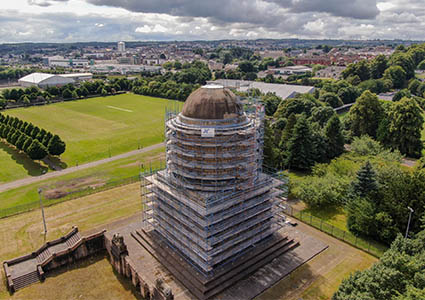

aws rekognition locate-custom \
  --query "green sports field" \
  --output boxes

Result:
[1,94,178,183]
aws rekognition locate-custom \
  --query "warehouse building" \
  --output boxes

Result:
[18,72,93,88]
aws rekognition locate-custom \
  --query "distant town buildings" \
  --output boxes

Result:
[43,56,90,68]
[315,66,346,79]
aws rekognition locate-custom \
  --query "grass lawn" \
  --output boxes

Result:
[0,183,143,299]
[0,147,164,214]
[2,93,178,183]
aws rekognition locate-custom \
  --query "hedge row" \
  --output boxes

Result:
[0,113,65,160]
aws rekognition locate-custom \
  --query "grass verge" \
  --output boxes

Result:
[0,147,165,218]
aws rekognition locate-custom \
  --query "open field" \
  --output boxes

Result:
[0,147,164,215]
[0,183,143,299]
[256,221,377,300]
[1,93,178,183]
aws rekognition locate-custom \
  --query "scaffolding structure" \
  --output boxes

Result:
[141,95,286,277]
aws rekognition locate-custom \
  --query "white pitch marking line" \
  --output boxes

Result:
[107,105,133,112]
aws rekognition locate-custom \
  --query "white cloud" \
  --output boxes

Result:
[0,0,423,42]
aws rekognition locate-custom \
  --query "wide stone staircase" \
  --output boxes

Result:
[10,270,40,291]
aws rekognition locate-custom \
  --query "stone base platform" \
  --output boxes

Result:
[104,222,328,300]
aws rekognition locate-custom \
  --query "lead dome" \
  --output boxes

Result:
[181,84,244,120]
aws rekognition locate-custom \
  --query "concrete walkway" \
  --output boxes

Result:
[0,143,165,193]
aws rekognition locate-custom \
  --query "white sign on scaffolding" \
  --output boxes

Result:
[201,128,215,137]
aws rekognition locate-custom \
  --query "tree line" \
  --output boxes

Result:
[0,61,210,109]
[0,113,65,160]
[263,93,345,171]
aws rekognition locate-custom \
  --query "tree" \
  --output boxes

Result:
[262,93,281,116]
[42,132,53,147]
[62,88,73,99]
[23,136,33,152]
[384,65,406,88]
[392,89,411,101]
[369,54,388,79]
[348,90,383,138]
[30,126,40,139]
[15,133,27,151]
[309,106,335,127]
[284,114,316,170]
[352,161,379,198]
[387,97,424,158]
[417,59,425,70]
[324,115,345,159]
[319,92,343,108]
[27,140,47,160]
[238,61,255,73]
[390,52,416,79]
[24,123,34,136]
[408,79,421,95]
[0,97,6,109]
[47,134,66,156]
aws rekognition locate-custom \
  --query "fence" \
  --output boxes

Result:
[0,174,143,219]
[283,204,388,257]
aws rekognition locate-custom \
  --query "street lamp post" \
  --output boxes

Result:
[38,188,47,235]
[405,206,414,238]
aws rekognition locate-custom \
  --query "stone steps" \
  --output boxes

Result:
[132,229,299,299]
[36,248,51,264]
[66,232,82,248]
[12,270,40,291]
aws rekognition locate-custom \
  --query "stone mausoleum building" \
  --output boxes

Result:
[137,84,293,298]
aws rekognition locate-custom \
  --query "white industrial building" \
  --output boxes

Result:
[209,79,315,100]
[18,72,93,88]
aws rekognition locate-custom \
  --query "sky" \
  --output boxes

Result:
[0,0,423,43]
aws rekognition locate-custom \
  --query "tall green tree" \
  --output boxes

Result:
[369,54,388,79]
[324,115,345,159]
[47,134,66,156]
[384,65,407,89]
[387,97,424,158]
[352,161,379,198]
[284,114,316,170]
[348,90,383,138]
[27,140,48,160]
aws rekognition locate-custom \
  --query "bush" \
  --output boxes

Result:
[298,174,349,207]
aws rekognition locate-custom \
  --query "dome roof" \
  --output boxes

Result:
[181,85,243,120]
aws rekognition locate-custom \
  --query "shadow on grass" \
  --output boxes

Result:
[256,257,322,300]
[0,140,48,176]
[109,256,144,300]
[44,252,142,300]
[45,155,68,171]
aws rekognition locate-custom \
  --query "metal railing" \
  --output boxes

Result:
[282,204,388,257]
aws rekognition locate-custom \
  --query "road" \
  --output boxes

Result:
[0,142,165,193]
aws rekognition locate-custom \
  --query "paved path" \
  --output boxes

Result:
[0,143,165,193]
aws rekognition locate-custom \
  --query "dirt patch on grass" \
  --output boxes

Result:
[43,176,106,199]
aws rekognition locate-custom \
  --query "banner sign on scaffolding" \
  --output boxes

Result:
[201,128,215,137]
